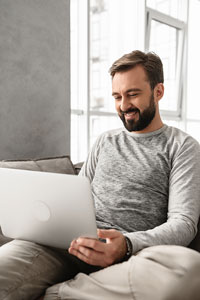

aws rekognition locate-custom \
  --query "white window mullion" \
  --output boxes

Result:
[87,0,91,153]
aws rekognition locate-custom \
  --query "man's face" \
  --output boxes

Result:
[112,65,157,132]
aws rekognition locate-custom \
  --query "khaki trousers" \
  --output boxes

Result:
[44,245,200,300]
[0,239,99,300]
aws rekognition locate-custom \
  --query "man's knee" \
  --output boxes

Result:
[130,245,200,300]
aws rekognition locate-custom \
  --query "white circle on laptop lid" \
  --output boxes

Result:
[32,201,51,222]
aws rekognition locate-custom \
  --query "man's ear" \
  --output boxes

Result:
[154,83,164,102]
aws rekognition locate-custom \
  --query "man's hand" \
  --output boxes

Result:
[68,229,127,267]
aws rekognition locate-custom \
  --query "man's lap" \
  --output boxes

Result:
[1,240,200,300]
[44,245,200,300]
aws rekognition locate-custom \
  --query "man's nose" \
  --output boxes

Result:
[120,96,132,112]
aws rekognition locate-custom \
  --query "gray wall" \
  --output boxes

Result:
[0,0,70,160]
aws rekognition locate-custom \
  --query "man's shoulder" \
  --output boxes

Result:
[166,125,200,157]
[166,125,199,146]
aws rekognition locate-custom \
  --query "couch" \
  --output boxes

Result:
[0,155,200,298]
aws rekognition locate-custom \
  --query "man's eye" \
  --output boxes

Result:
[114,96,121,100]
[129,94,138,97]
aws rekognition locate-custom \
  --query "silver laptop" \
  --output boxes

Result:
[0,168,97,249]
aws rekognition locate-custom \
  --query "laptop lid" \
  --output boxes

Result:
[0,168,97,249]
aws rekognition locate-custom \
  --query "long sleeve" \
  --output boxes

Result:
[79,133,105,182]
[126,137,200,254]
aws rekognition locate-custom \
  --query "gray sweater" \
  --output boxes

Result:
[79,125,200,254]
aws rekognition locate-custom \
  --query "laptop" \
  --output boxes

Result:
[0,168,97,249]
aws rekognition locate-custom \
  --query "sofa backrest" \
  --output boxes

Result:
[0,156,76,174]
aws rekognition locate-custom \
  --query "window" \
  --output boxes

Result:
[70,0,200,163]
[145,4,186,118]
[184,0,200,142]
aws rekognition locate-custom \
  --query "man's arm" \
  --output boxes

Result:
[78,133,104,181]
[125,137,200,254]
[73,134,200,265]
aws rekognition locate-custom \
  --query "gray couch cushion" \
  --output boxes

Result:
[0,156,76,246]
[0,156,76,175]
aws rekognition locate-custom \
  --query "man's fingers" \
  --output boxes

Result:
[69,231,126,267]
[97,229,120,239]
[68,247,96,265]
[71,238,105,252]
[68,246,107,267]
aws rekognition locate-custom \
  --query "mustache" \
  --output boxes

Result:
[120,108,139,115]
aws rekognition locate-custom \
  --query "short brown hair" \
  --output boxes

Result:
[109,50,164,90]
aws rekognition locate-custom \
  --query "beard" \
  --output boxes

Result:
[119,93,156,132]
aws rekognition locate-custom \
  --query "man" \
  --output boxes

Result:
[1,50,200,300]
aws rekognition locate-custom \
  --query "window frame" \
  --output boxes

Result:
[145,7,186,119]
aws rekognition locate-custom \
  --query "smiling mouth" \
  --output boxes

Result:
[124,111,138,120]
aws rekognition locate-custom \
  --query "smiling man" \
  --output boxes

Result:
[1,50,200,300]
[43,50,200,299]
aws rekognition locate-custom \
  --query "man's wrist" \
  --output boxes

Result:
[123,236,133,260]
